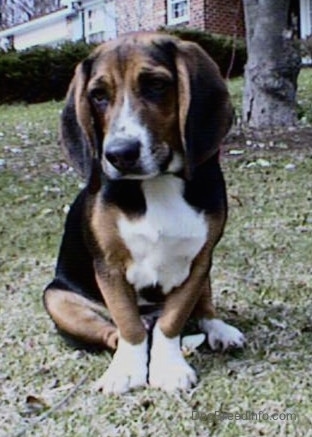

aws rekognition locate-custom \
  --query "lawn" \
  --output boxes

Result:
[0,70,311,437]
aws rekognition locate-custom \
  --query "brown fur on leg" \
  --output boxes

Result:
[191,276,218,321]
[44,288,118,350]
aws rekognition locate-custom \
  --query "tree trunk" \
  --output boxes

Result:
[242,0,301,128]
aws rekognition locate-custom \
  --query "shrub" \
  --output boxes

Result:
[161,27,247,78]
[0,41,94,104]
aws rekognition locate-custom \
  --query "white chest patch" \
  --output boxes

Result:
[118,175,208,293]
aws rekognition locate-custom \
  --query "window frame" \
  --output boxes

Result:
[167,0,190,25]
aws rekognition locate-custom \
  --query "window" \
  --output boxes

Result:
[167,0,189,25]
[88,9,93,32]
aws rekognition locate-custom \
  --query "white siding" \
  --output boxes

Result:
[85,1,117,43]
[0,0,117,51]
[104,0,117,40]
[300,0,312,38]
[13,19,69,50]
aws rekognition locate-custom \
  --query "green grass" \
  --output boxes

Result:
[1,73,312,436]
[227,76,243,116]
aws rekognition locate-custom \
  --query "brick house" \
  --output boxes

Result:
[0,0,248,51]
[0,0,308,51]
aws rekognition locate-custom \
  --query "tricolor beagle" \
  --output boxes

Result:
[43,32,245,394]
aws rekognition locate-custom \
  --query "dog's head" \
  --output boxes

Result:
[61,32,232,182]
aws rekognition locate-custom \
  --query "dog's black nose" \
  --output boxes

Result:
[105,138,141,172]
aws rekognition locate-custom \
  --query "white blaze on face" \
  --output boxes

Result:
[101,93,184,179]
[102,93,158,178]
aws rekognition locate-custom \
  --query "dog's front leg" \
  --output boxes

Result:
[149,244,211,392]
[94,260,148,395]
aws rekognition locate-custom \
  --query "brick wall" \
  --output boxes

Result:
[114,0,245,38]
[115,0,166,34]
[204,0,245,37]
[154,0,167,28]
[188,0,205,29]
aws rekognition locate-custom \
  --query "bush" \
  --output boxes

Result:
[0,41,94,104]
[161,27,247,78]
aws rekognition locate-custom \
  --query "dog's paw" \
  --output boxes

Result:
[94,337,148,395]
[95,363,147,395]
[149,323,197,392]
[199,318,246,351]
[149,356,197,392]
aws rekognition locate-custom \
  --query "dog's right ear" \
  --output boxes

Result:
[60,58,97,179]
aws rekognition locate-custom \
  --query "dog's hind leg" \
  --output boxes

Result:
[43,287,118,350]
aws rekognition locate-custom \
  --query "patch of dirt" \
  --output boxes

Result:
[225,124,312,154]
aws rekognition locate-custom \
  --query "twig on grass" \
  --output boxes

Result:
[13,375,88,437]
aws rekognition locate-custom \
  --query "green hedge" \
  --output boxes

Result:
[0,30,246,104]
[0,41,94,104]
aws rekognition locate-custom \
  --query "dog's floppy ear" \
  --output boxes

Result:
[60,58,98,179]
[175,40,233,176]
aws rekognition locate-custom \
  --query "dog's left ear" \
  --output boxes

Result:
[175,40,233,175]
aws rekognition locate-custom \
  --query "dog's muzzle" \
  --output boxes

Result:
[103,136,180,180]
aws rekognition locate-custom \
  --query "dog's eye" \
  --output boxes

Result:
[149,78,169,92]
[90,89,110,105]
[140,75,172,100]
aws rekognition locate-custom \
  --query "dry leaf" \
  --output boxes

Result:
[25,395,49,414]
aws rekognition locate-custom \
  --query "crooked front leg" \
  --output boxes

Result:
[149,322,197,392]
[149,245,211,392]
[94,261,148,395]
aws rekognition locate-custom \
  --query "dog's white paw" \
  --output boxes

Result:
[199,318,246,351]
[149,323,197,392]
[149,357,197,392]
[94,337,148,395]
